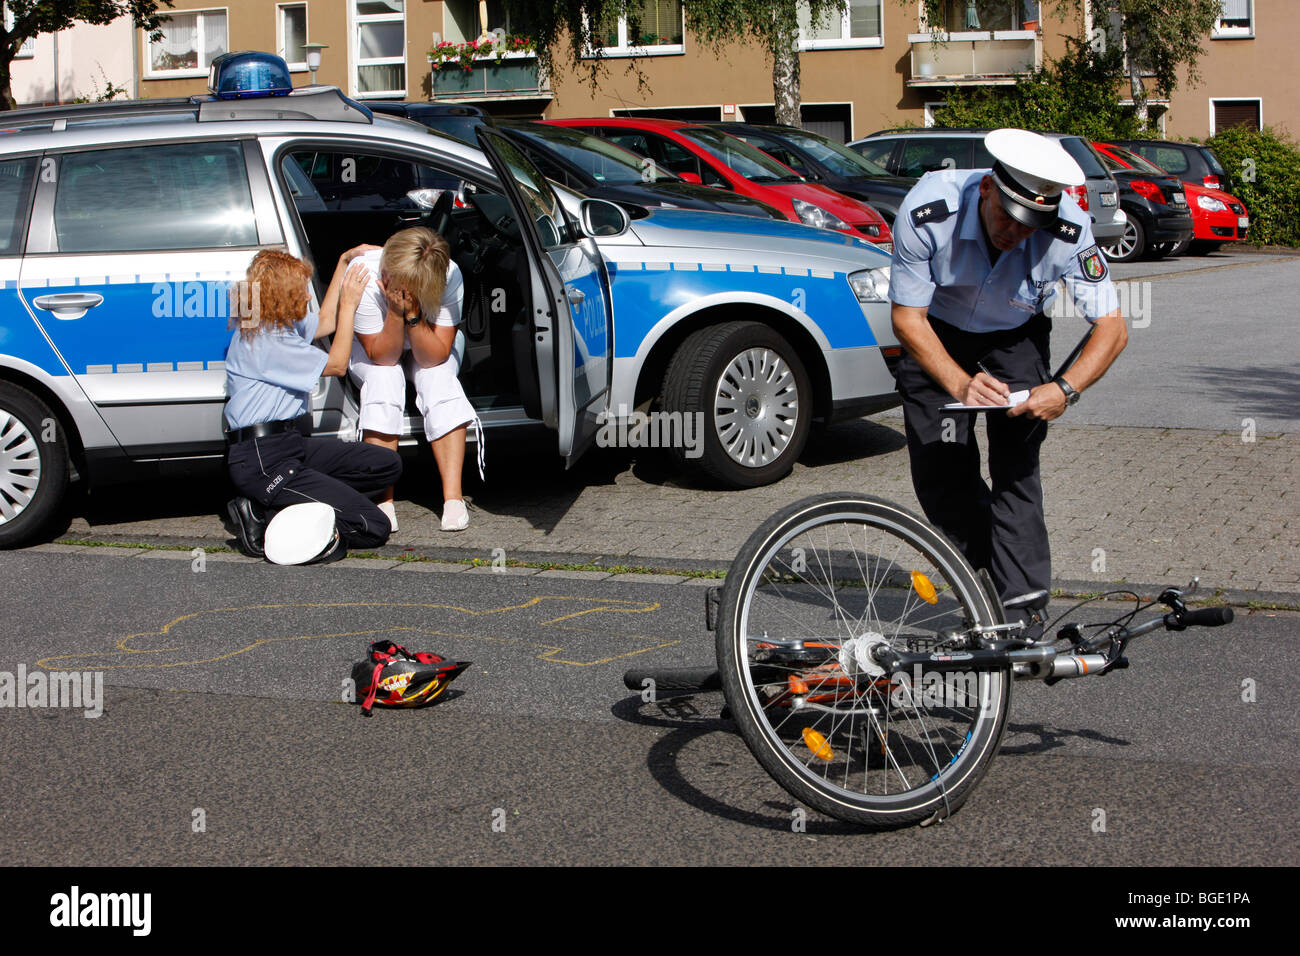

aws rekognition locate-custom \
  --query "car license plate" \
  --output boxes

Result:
[1238,215,1249,229]
[1173,192,1186,205]
[1101,193,1117,206]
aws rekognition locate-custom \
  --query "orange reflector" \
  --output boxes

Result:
[911,570,938,604]
[788,676,809,695]
[802,727,834,761]
[882,346,903,357]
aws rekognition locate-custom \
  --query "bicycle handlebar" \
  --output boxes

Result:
[1170,606,1234,629]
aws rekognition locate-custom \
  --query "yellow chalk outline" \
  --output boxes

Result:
[36,597,676,670]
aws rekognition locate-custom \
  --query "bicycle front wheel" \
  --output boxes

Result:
[717,493,1011,829]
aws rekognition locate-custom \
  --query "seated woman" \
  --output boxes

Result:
[224,247,401,561]
[347,226,482,532]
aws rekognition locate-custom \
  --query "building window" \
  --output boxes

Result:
[146,9,228,76]
[441,0,536,42]
[3,4,36,58]
[925,0,1040,33]
[1212,0,1253,37]
[799,0,883,48]
[278,4,308,70]
[1211,98,1261,134]
[354,0,405,97]
[598,0,684,56]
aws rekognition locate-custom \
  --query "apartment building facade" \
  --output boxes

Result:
[12,1,1293,144]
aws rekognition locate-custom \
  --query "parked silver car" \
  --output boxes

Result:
[849,128,1125,244]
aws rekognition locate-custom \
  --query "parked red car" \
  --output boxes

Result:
[1093,141,1249,254]
[547,117,893,250]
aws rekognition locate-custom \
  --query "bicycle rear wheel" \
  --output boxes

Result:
[717,493,1011,828]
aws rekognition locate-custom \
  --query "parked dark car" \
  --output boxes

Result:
[364,101,495,145]
[1092,147,1194,262]
[1112,139,1234,192]
[706,122,915,226]
[849,127,1125,244]
[495,121,784,220]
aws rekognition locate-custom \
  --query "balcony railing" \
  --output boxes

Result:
[908,31,1040,85]
[428,55,549,99]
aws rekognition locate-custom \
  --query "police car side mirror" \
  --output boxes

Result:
[579,198,630,239]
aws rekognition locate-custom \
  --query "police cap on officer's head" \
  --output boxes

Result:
[984,128,1086,229]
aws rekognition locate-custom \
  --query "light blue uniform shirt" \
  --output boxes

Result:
[889,169,1119,332]
[223,311,327,430]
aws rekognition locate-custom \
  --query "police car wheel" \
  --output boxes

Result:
[661,321,812,488]
[0,383,70,549]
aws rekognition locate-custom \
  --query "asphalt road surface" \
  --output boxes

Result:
[2,549,1294,866]
[875,249,1300,433]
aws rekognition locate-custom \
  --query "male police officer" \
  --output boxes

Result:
[889,129,1128,630]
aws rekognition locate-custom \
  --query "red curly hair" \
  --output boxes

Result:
[232,250,314,339]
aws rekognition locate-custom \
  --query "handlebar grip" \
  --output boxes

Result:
[1179,607,1235,628]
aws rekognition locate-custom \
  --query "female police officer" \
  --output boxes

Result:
[223,246,402,562]
[888,129,1128,631]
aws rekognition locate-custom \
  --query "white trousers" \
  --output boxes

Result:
[348,338,485,478]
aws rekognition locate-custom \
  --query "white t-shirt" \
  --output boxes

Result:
[351,249,463,339]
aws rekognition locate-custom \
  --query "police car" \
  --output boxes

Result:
[0,52,899,548]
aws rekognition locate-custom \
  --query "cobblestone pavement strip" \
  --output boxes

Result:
[45,416,1298,601]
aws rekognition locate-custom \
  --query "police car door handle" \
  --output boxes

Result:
[566,288,585,305]
[32,292,104,320]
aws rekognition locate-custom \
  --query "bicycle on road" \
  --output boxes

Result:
[625,493,1233,829]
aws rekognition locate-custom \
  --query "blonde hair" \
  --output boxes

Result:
[231,249,313,340]
[380,227,450,320]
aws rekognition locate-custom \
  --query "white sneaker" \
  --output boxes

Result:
[440,499,469,532]
[377,500,398,532]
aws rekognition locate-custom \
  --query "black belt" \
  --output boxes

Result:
[225,413,313,444]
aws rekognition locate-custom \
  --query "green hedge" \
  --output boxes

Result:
[1205,126,1300,247]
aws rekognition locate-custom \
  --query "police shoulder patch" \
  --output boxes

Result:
[1077,244,1108,282]
[1047,217,1084,243]
[911,199,953,226]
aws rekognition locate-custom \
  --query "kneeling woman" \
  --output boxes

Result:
[224,247,401,562]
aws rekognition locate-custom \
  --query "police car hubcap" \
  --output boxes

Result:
[0,410,41,524]
[714,348,798,468]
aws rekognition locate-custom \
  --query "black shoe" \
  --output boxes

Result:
[226,497,267,558]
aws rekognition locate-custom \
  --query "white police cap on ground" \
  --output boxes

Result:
[984,128,1086,229]
[263,502,341,565]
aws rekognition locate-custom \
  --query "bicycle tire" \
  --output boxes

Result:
[717,493,1012,828]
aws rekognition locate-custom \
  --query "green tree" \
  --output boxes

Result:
[0,1,174,110]
[505,1,845,127]
[917,0,1221,129]
[932,36,1141,141]
[1205,126,1300,248]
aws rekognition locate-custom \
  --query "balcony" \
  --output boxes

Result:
[428,55,549,100]
[908,31,1040,86]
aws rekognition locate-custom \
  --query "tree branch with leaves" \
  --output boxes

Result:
[504,1,846,127]
[0,1,174,110]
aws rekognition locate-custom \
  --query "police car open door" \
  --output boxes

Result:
[474,128,612,464]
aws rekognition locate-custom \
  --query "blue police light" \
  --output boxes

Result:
[208,52,294,99]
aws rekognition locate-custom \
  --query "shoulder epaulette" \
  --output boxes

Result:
[1047,217,1084,243]
[911,199,954,226]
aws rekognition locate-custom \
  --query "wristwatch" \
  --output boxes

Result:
[1053,376,1081,406]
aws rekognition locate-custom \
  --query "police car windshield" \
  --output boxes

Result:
[508,124,677,185]
[776,129,892,178]
[679,128,804,183]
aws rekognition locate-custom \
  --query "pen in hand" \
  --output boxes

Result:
[975,361,1011,405]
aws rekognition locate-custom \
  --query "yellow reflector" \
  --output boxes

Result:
[911,570,938,604]
[802,727,834,761]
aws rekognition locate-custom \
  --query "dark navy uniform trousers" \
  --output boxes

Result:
[896,312,1053,603]
[227,431,401,550]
